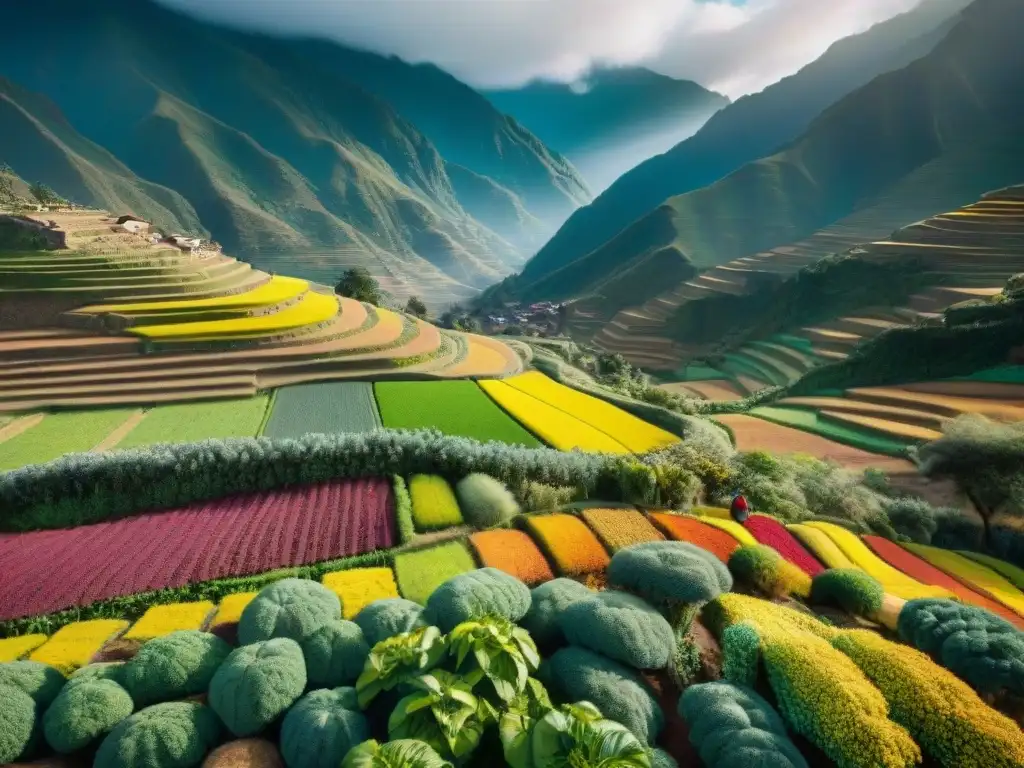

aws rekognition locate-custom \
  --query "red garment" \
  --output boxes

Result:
[731,495,749,515]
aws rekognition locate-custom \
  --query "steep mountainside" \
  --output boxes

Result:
[515,0,972,287]
[486,67,728,192]
[0,164,36,209]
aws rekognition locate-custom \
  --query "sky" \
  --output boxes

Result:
[157,0,929,98]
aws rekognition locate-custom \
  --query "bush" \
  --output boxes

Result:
[68,662,125,688]
[342,739,452,768]
[679,681,809,768]
[280,688,369,768]
[648,748,678,768]
[353,599,426,647]
[0,660,66,707]
[728,545,811,599]
[455,474,521,528]
[560,591,674,670]
[424,568,531,632]
[93,702,222,768]
[897,599,1024,696]
[208,638,306,737]
[300,620,370,688]
[238,579,341,645]
[122,630,231,707]
[516,481,580,513]
[881,497,941,544]
[447,617,539,703]
[520,578,594,648]
[355,627,447,708]
[810,569,884,618]
[542,646,663,745]
[0,683,35,764]
[43,679,134,753]
[721,622,761,688]
[392,476,416,546]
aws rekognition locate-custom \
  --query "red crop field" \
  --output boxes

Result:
[0,478,394,621]
[744,515,824,576]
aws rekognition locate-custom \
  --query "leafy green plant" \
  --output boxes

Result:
[448,616,540,703]
[810,569,884,618]
[388,671,493,764]
[343,738,454,768]
[498,678,554,768]
[509,700,650,768]
[357,626,448,708]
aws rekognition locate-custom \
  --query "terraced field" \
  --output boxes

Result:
[115,397,271,449]
[0,408,138,471]
[262,382,382,438]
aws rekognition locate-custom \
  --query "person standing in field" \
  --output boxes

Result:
[730,490,750,524]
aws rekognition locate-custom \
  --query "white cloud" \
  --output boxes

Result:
[157,0,929,97]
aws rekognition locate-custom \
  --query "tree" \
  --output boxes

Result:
[334,268,383,306]
[29,182,66,206]
[405,296,428,319]
[503,325,524,336]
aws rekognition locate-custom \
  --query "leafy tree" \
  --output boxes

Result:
[28,182,66,206]
[335,267,384,305]
[406,296,429,319]
[503,325,524,336]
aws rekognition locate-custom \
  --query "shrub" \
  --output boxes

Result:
[648,748,678,768]
[43,679,134,753]
[424,568,531,632]
[679,681,808,768]
[121,630,231,707]
[542,646,663,745]
[68,662,125,688]
[520,578,594,648]
[238,578,341,645]
[0,683,35,764]
[448,616,539,703]
[388,671,488,763]
[728,545,811,599]
[834,629,1024,768]
[280,688,369,768]
[392,476,416,546]
[881,497,941,544]
[721,622,761,688]
[93,701,222,768]
[810,569,885,618]
[353,599,426,647]
[560,591,675,670]
[342,739,452,768]
[208,638,306,737]
[301,620,371,689]
[356,626,447,708]
[455,473,521,528]
[0,659,66,707]
[516,481,580,513]
[897,599,1024,696]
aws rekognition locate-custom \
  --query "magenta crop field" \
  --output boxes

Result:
[744,515,824,576]
[0,478,394,620]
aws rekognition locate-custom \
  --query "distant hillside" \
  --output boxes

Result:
[0,164,35,209]
[486,67,728,192]
[515,0,972,288]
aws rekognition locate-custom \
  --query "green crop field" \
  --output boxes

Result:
[948,365,1024,384]
[394,541,476,605]
[0,409,138,471]
[750,406,913,456]
[408,474,464,531]
[116,396,270,449]
[374,381,542,447]
[262,382,381,439]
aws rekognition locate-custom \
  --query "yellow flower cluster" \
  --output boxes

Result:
[788,524,855,569]
[714,593,836,641]
[0,633,47,662]
[834,629,1024,768]
[699,516,758,546]
[408,474,464,531]
[211,592,258,627]
[29,619,128,673]
[905,544,1024,617]
[323,567,400,619]
[123,601,215,641]
[804,523,950,601]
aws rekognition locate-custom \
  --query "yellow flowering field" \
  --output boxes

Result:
[501,371,679,453]
[210,592,258,628]
[30,619,128,673]
[788,524,856,569]
[0,633,47,662]
[699,516,758,546]
[581,508,665,552]
[123,601,215,641]
[79,275,308,314]
[408,475,464,531]
[478,379,630,453]
[958,550,1024,590]
[904,543,1024,617]
[526,513,611,576]
[323,567,400,619]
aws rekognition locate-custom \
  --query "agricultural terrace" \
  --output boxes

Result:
[262,383,381,439]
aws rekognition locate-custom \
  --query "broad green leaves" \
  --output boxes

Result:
[356,627,447,708]
[448,616,540,703]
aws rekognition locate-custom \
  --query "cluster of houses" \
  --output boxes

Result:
[116,215,216,256]
[485,300,565,335]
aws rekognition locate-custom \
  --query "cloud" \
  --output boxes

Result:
[156,0,929,97]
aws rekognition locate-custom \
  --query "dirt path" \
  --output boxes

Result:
[92,409,148,451]
[0,413,45,445]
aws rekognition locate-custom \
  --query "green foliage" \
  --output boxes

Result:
[280,687,370,768]
[354,599,427,648]
[455,474,521,529]
[648,748,678,768]
[542,646,663,745]
[728,545,809,599]
[0,660,66,708]
[516,481,581,513]
[520,578,594,648]
[406,297,429,319]
[68,662,125,689]
[29,182,66,206]
[238,578,341,645]
[93,701,222,768]
[301,620,371,689]
[0,683,35,764]
[121,630,231,707]
[356,626,447,708]
[672,636,703,688]
[497,678,554,768]
[393,476,417,546]
[43,679,134,754]
[388,670,490,764]
[679,681,809,768]
[721,622,761,688]
[527,700,650,768]
[208,638,306,737]
[881,497,942,544]
[560,591,674,671]
[425,568,531,632]
[810,569,884,617]
[343,739,454,768]
[336,267,384,305]
[448,616,540,703]
[898,599,1024,696]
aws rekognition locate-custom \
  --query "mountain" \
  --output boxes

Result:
[515,0,973,288]
[0,0,588,305]
[486,67,728,192]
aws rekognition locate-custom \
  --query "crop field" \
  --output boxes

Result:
[748,406,913,456]
[744,515,824,575]
[114,396,270,448]
[525,514,610,576]
[699,516,758,545]
[469,529,554,585]
[375,381,541,447]
[322,567,400,619]
[0,408,137,471]
[0,477,394,620]
[262,382,381,439]
[648,514,740,562]
[407,474,463,531]
[79,275,308,314]
[393,541,476,605]
[959,551,1024,589]
[580,508,665,552]
[788,524,857,569]
[904,543,1024,617]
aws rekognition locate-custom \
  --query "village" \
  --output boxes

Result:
[483,299,567,336]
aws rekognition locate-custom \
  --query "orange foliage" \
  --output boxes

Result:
[526,514,611,576]
[470,529,555,585]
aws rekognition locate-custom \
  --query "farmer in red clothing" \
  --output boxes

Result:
[730,491,750,524]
